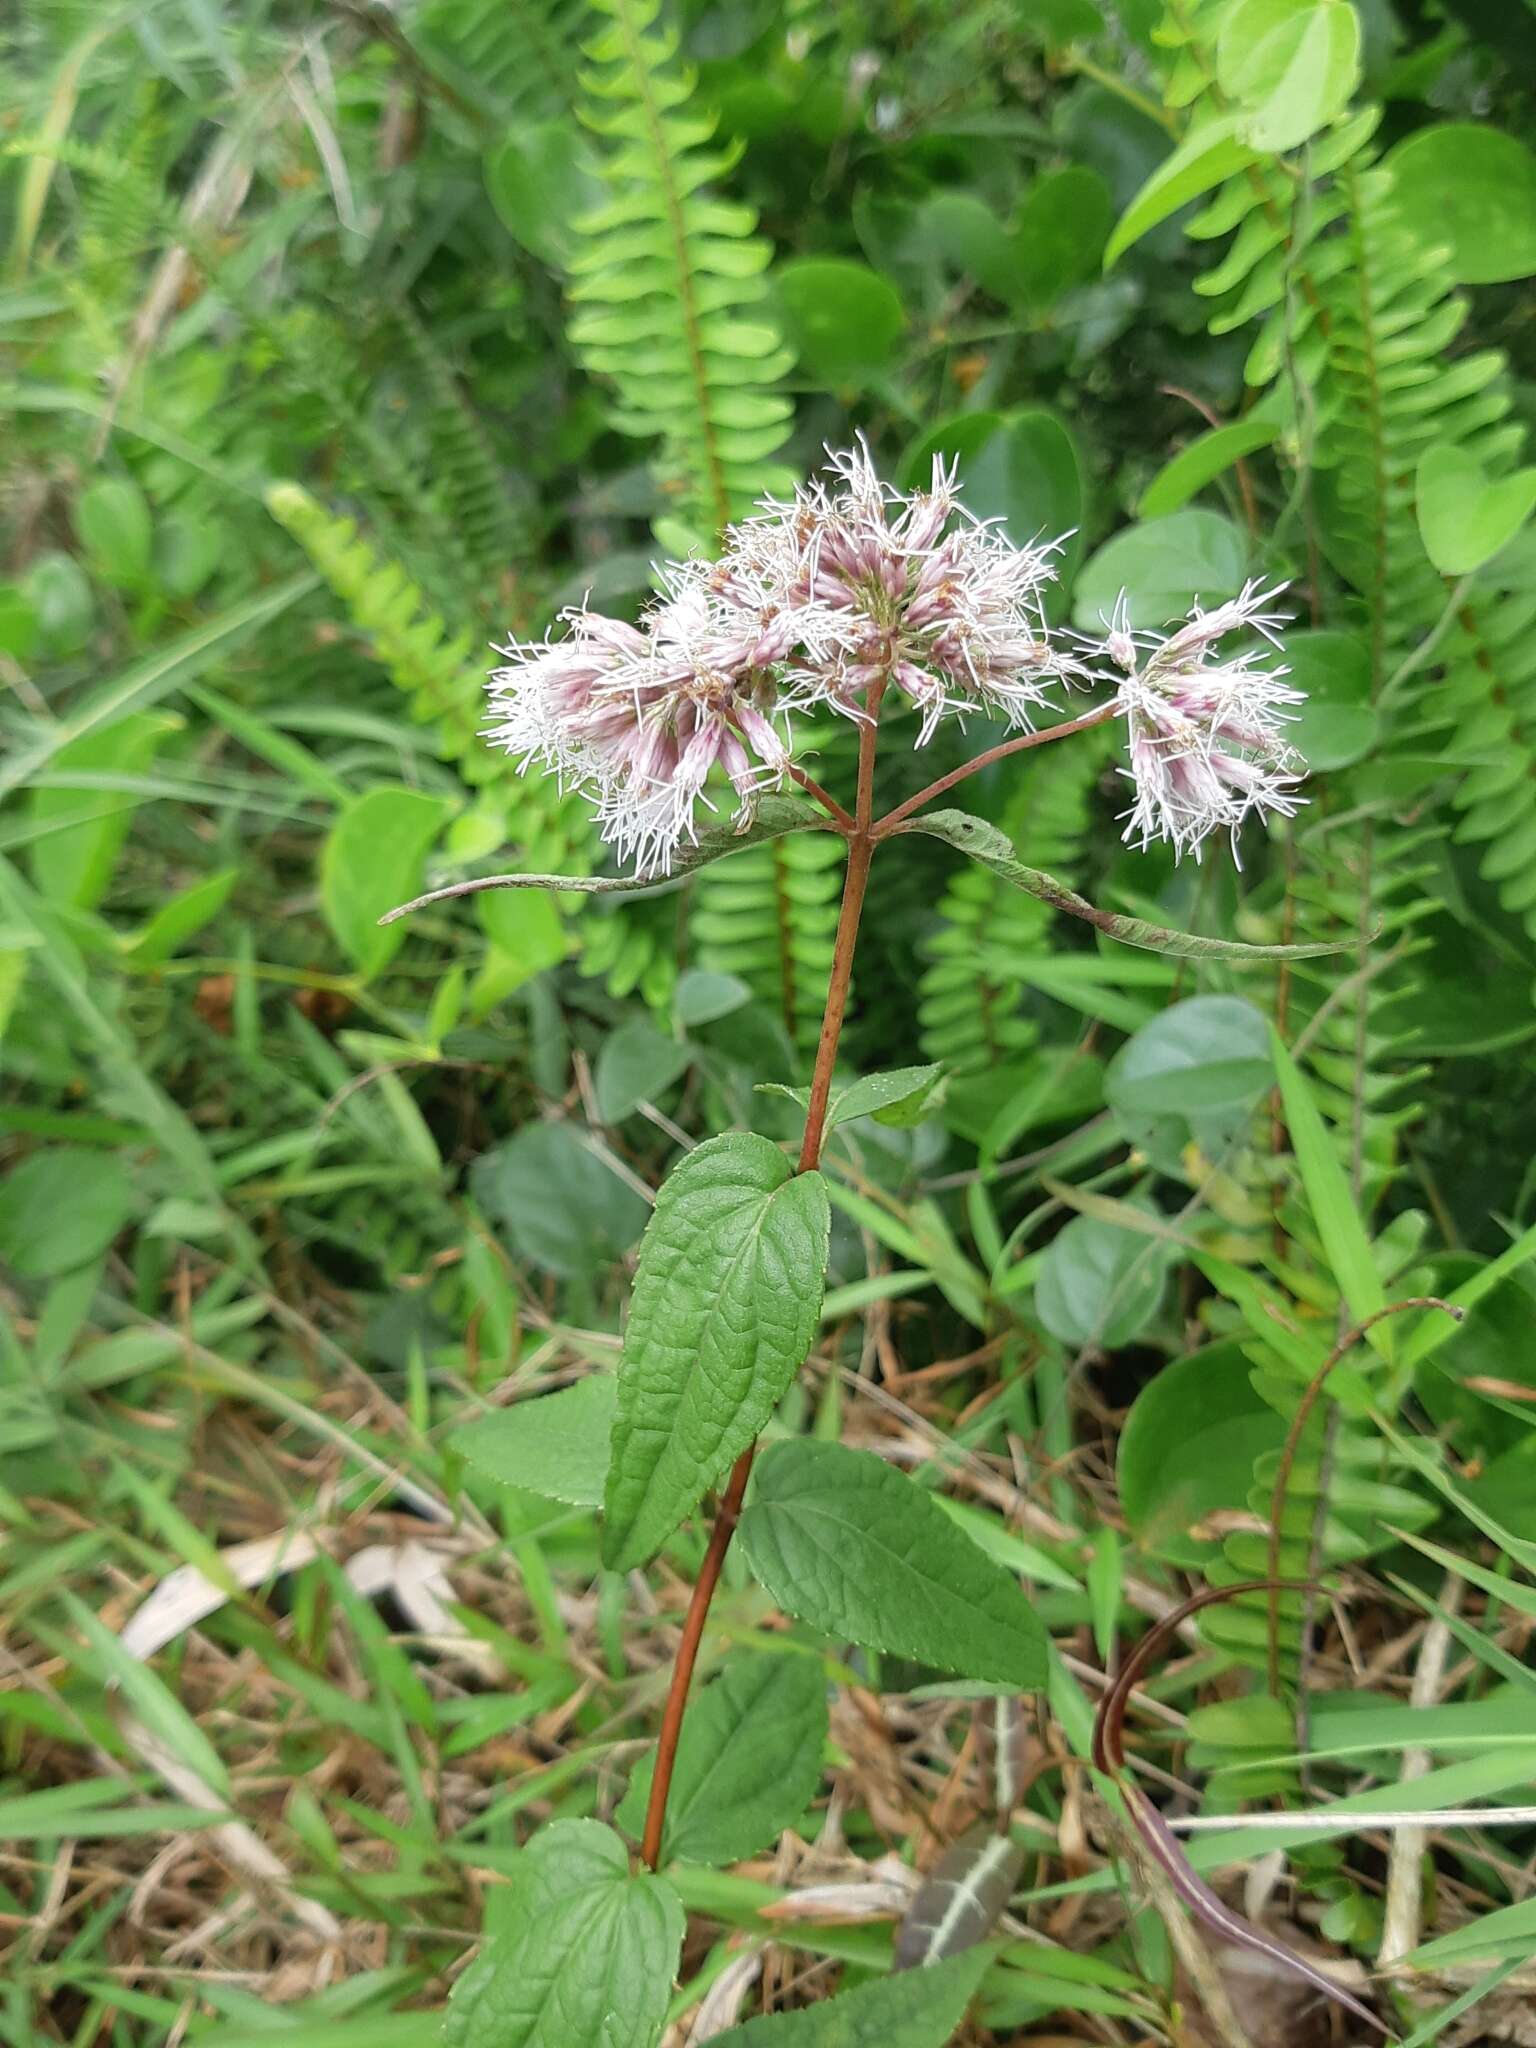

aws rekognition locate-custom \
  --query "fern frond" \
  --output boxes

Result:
[409,0,588,125]
[917,738,1104,1074]
[570,0,794,538]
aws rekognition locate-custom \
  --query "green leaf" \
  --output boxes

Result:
[1035,1212,1169,1350]
[1269,1029,1389,1351]
[28,711,178,910]
[1139,419,1278,519]
[0,1146,132,1277]
[443,1820,682,2048]
[899,409,1085,595]
[1105,994,1273,1170]
[62,1593,230,1802]
[450,1378,617,1508]
[737,1440,1047,1688]
[616,1649,827,1865]
[1416,442,1536,577]
[774,258,905,386]
[379,796,827,924]
[121,868,238,966]
[471,1124,650,1281]
[1072,509,1247,632]
[1012,167,1113,305]
[603,1135,830,1570]
[674,968,752,1027]
[595,1018,692,1123]
[320,785,453,979]
[1284,631,1378,771]
[829,1063,945,1130]
[894,812,1344,960]
[710,1947,991,2045]
[1118,1341,1287,1565]
[485,120,603,268]
[74,476,153,588]
[1218,1,1361,154]
[1385,122,1536,286]
[1103,115,1256,270]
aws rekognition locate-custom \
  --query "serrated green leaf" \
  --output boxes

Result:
[710,1948,991,2045]
[603,1135,830,1570]
[617,1649,827,1864]
[894,812,1343,960]
[450,1378,617,1508]
[829,1063,945,1130]
[738,1441,1047,1688]
[444,1820,682,2048]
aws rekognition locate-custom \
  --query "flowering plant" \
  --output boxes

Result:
[394,449,1355,2047]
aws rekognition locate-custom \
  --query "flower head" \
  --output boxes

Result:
[487,588,788,877]
[1106,580,1305,863]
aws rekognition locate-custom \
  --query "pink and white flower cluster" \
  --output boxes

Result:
[1102,581,1305,863]
[487,444,1305,873]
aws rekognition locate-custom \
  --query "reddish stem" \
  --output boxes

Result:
[872,700,1118,837]
[639,678,887,1871]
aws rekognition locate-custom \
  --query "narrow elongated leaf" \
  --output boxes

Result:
[710,1947,990,2046]
[1268,1029,1388,1350]
[894,812,1343,959]
[444,1821,682,2048]
[738,1441,1047,1688]
[602,1136,830,1571]
[380,797,827,923]
[895,1829,1025,1969]
[450,1377,617,1507]
[617,1649,827,1865]
[1103,115,1256,269]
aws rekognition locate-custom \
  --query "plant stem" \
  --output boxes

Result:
[872,701,1118,836]
[639,680,886,1871]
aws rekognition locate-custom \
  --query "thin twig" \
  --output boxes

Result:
[872,701,1118,835]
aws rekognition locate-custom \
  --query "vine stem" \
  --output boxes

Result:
[639,681,886,1871]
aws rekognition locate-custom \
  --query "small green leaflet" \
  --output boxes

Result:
[617,1649,827,1865]
[603,1135,830,1571]
[379,796,827,924]
[893,811,1344,960]
[758,1062,945,1132]
[709,1948,990,2046]
[443,1820,682,2048]
[450,1377,617,1508]
[737,1441,1047,1688]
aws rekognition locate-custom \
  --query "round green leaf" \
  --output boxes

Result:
[594,1017,692,1123]
[917,191,1020,301]
[0,1148,133,1278]
[1034,1213,1168,1350]
[1386,123,1536,286]
[1416,442,1536,578]
[1012,165,1113,304]
[1284,630,1378,771]
[900,410,1084,592]
[1119,1342,1287,1565]
[319,784,452,980]
[74,478,154,590]
[25,551,95,658]
[1072,509,1247,631]
[471,1123,650,1280]
[450,1376,617,1508]
[485,121,602,268]
[774,258,905,386]
[1219,1,1361,154]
